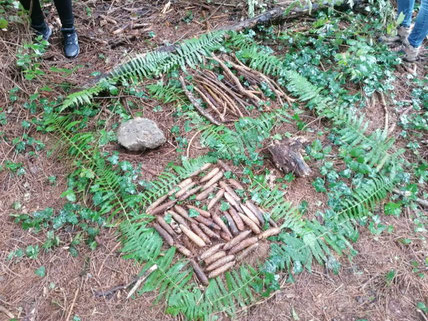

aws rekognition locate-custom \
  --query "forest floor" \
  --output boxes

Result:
[0,1,427,321]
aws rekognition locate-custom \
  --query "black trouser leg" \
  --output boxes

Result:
[19,0,45,26]
[53,0,74,29]
[20,0,74,29]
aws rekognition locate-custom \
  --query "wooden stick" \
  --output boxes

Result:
[187,205,211,218]
[240,204,260,226]
[180,224,207,247]
[191,223,212,245]
[224,212,239,235]
[146,195,168,213]
[239,213,261,234]
[178,186,202,201]
[200,244,224,260]
[245,201,265,225]
[206,255,235,272]
[211,55,261,105]
[236,243,259,261]
[194,215,221,230]
[200,167,220,183]
[188,163,212,177]
[224,192,241,211]
[228,237,258,255]
[150,200,177,215]
[219,181,241,201]
[204,251,226,265]
[156,216,176,236]
[228,178,244,190]
[176,244,192,257]
[194,85,225,121]
[201,171,224,190]
[229,208,245,231]
[212,214,233,239]
[208,261,235,278]
[179,75,221,126]
[191,259,209,286]
[195,185,217,201]
[208,188,225,210]
[224,230,252,251]
[198,223,222,240]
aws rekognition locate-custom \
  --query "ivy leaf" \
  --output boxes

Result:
[220,202,230,211]
[188,208,199,218]
[384,202,401,217]
[35,266,46,277]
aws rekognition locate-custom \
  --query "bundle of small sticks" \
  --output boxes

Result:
[180,54,295,125]
[146,161,281,285]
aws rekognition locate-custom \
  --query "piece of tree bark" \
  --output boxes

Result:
[268,137,312,177]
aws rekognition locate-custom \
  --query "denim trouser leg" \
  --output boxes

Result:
[398,0,416,27]
[408,0,428,47]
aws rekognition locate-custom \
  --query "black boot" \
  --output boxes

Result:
[31,22,52,41]
[61,27,80,59]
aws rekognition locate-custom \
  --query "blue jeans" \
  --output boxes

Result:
[398,0,428,47]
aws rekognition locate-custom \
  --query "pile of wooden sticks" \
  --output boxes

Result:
[147,161,281,284]
[180,54,295,125]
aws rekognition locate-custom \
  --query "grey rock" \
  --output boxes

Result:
[117,117,166,151]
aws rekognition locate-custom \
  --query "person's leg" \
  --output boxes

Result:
[19,0,44,26]
[52,0,79,58]
[52,0,74,29]
[408,0,428,47]
[19,0,52,40]
[397,0,416,27]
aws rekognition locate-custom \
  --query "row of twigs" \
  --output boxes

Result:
[180,54,295,125]
[147,161,281,284]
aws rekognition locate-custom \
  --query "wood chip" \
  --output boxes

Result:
[239,213,261,234]
[223,230,252,250]
[206,255,235,272]
[208,261,235,278]
[207,188,225,210]
[204,251,226,265]
[228,236,258,255]
[180,224,206,247]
